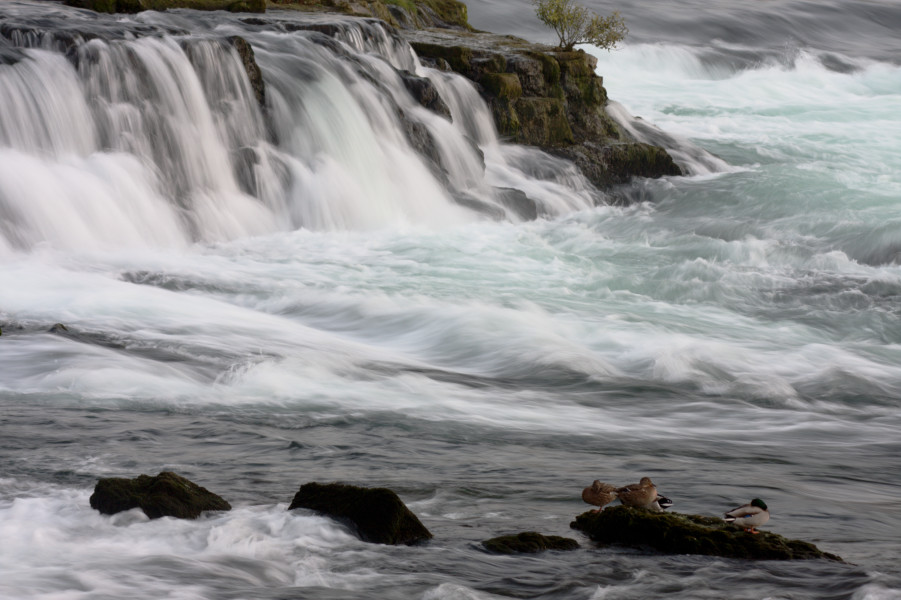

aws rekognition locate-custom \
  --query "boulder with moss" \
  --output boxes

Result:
[289,482,433,545]
[570,506,843,561]
[483,531,580,554]
[89,471,232,519]
[404,29,681,188]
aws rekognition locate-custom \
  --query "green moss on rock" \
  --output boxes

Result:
[515,97,574,146]
[490,98,520,138]
[526,51,561,88]
[415,0,468,28]
[483,531,580,554]
[409,42,472,72]
[601,142,683,183]
[554,141,682,188]
[89,471,232,519]
[480,73,522,100]
[571,506,843,561]
[289,482,433,545]
[554,51,594,79]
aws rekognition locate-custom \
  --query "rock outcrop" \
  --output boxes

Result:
[571,506,843,561]
[482,531,580,554]
[229,35,266,107]
[288,482,433,545]
[405,29,682,188]
[89,471,232,519]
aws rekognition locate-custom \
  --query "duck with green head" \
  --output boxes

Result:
[724,498,769,534]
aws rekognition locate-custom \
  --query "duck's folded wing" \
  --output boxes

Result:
[725,504,762,518]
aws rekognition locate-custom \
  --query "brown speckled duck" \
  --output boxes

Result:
[581,480,618,512]
[616,477,662,511]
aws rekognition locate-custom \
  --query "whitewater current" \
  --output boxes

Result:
[1,0,900,598]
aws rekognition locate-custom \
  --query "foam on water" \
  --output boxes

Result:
[0,481,392,600]
[2,1,901,598]
[586,42,901,196]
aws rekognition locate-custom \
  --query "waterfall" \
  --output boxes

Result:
[0,4,601,254]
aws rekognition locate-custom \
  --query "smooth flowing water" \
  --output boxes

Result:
[1,0,900,598]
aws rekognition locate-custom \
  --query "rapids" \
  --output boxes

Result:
[2,1,900,599]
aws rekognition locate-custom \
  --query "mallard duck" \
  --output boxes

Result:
[581,480,618,512]
[616,477,661,511]
[653,495,673,511]
[724,498,769,534]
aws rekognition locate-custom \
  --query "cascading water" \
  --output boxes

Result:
[0,5,605,253]
[3,1,900,599]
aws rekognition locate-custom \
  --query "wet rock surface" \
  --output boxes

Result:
[89,472,232,519]
[404,28,682,189]
[289,482,433,545]
[482,531,580,554]
[571,506,843,561]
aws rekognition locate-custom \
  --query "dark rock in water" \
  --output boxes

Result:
[229,36,265,108]
[452,192,505,221]
[483,531,579,554]
[554,141,682,188]
[90,471,231,519]
[400,71,452,119]
[288,482,432,545]
[570,506,843,561]
[494,187,539,221]
[0,41,25,66]
[399,113,446,182]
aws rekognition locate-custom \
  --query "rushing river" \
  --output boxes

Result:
[1,0,900,598]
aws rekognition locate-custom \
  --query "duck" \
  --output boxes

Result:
[581,480,618,512]
[723,498,769,534]
[616,477,662,511]
[653,495,674,511]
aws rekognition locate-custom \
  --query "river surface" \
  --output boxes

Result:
[1,0,900,598]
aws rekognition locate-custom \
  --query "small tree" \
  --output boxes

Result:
[534,0,627,52]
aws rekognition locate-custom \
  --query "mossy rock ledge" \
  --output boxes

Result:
[89,471,232,519]
[483,531,579,554]
[289,482,433,545]
[404,29,682,190]
[571,506,843,561]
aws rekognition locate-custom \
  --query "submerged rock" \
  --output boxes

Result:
[288,482,433,545]
[570,506,843,561]
[89,471,231,519]
[483,531,579,554]
[400,72,452,119]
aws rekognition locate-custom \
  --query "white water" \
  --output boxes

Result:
[2,2,901,599]
[0,10,604,253]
